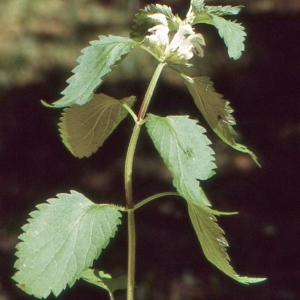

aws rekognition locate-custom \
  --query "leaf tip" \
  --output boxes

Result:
[40,99,53,108]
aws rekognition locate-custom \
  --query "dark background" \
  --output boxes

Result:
[0,0,300,299]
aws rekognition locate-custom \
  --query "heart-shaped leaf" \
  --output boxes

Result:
[59,94,136,158]
[13,191,122,298]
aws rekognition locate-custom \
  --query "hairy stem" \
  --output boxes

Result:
[124,62,165,300]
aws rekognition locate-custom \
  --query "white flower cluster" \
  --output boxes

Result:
[144,13,205,65]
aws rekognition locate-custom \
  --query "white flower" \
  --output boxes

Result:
[144,14,205,65]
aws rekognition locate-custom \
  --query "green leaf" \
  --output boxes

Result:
[13,191,122,299]
[51,36,136,107]
[188,202,266,284]
[182,75,236,144]
[191,4,245,59]
[186,0,210,25]
[205,5,244,16]
[130,4,179,42]
[210,14,246,60]
[81,268,127,295]
[146,114,216,208]
[181,75,260,166]
[191,0,205,13]
[59,94,136,158]
[192,12,214,25]
[143,3,174,20]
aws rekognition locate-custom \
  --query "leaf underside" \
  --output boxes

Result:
[59,93,136,158]
[146,114,216,208]
[13,191,122,299]
[181,75,260,166]
[52,35,136,107]
[188,202,266,284]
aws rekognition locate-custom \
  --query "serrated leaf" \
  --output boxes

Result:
[13,191,122,299]
[81,268,127,294]
[59,93,136,158]
[191,0,205,13]
[188,202,266,284]
[205,5,244,16]
[190,6,245,59]
[51,36,136,107]
[186,0,208,25]
[182,75,236,144]
[181,75,260,166]
[192,12,214,26]
[130,4,179,42]
[210,14,246,60]
[146,114,216,208]
[144,4,174,20]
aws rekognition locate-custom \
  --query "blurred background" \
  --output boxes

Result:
[0,0,300,299]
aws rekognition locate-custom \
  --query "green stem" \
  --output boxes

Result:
[125,124,141,209]
[124,62,165,300]
[126,209,135,300]
[137,62,166,121]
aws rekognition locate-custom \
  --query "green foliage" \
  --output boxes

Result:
[146,114,215,208]
[190,0,205,13]
[59,94,136,158]
[13,191,122,298]
[51,36,136,108]
[205,5,244,16]
[190,4,246,59]
[13,1,266,299]
[81,269,127,298]
[181,74,260,166]
[130,4,179,42]
[188,202,266,284]
[210,14,246,60]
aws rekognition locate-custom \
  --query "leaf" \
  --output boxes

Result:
[182,75,236,144]
[187,3,245,59]
[205,5,244,16]
[210,14,246,60]
[13,191,122,299]
[192,12,214,26]
[191,0,205,13]
[130,4,179,42]
[146,114,216,208]
[143,3,174,20]
[186,0,209,25]
[188,202,266,284]
[51,36,136,107]
[59,94,136,158]
[181,75,260,166]
[81,268,127,295]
